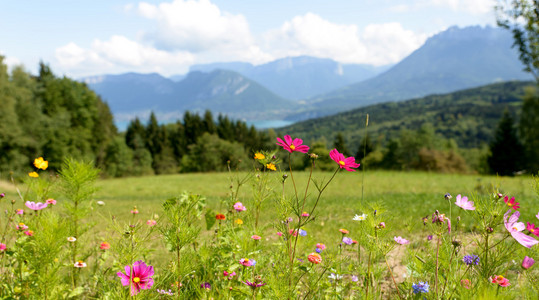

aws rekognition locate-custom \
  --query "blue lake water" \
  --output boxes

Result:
[115,119,294,132]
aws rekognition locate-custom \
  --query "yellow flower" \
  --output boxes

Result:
[254,152,265,160]
[266,163,277,171]
[33,157,48,170]
[235,219,243,225]
[28,172,39,178]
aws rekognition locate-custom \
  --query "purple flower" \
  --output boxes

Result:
[25,201,48,211]
[0,193,5,198]
[243,281,267,288]
[342,237,353,245]
[462,255,480,265]
[454,194,475,210]
[412,282,429,294]
[522,256,535,269]
[394,236,410,245]
[504,210,539,248]
[200,282,211,290]
[427,235,433,241]
[315,248,322,253]
[351,275,359,282]
[117,261,155,296]
[299,229,307,236]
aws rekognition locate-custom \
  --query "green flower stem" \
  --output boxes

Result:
[384,255,403,299]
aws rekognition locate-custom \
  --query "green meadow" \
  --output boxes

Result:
[88,171,538,238]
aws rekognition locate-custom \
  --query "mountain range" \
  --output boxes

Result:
[81,25,533,126]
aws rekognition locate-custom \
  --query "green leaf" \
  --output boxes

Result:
[205,209,217,230]
[68,287,85,298]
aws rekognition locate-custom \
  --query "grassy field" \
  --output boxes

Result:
[2,170,537,237]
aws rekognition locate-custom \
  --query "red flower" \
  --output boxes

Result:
[216,214,226,220]
[276,135,309,153]
[308,253,322,264]
[100,242,111,250]
[329,149,360,171]
[504,196,520,210]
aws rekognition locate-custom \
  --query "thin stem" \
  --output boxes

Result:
[447,264,472,300]
[435,234,441,299]
[441,247,457,299]
[384,255,403,299]
[361,113,368,207]
[366,251,372,298]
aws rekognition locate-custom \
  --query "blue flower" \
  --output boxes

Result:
[462,255,480,266]
[412,282,429,294]
[315,248,322,253]
[299,229,307,236]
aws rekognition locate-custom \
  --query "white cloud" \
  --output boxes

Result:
[137,0,253,52]
[55,36,195,76]
[264,13,428,65]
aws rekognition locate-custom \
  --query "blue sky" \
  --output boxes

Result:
[0,0,497,78]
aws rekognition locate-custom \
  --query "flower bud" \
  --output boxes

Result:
[11,199,16,204]
[486,227,494,234]
[444,193,452,200]
[0,193,5,198]
[310,153,318,159]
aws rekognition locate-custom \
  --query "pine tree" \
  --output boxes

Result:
[355,134,374,161]
[519,88,539,173]
[487,110,525,176]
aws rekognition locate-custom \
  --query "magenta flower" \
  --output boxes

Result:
[0,243,6,251]
[251,235,261,240]
[45,199,57,205]
[522,256,535,269]
[504,210,539,248]
[243,281,266,288]
[329,149,360,171]
[239,258,256,267]
[276,135,309,153]
[24,201,48,211]
[504,196,520,210]
[233,202,246,212]
[394,236,410,245]
[117,261,155,296]
[15,209,23,215]
[527,223,539,237]
[454,194,475,210]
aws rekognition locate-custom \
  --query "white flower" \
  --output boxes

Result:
[67,237,77,242]
[97,201,105,206]
[328,273,343,281]
[74,261,87,268]
[353,213,367,221]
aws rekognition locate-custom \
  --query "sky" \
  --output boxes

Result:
[0,0,499,78]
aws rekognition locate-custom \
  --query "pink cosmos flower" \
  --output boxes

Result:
[504,210,539,248]
[24,230,34,236]
[316,243,326,250]
[233,202,246,212]
[100,242,111,250]
[276,232,283,237]
[74,260,87,268]
[504,196,520,210]
[522,256,535,269]
[146,220,157,227]
[276,135,309,153]
[15,209,23,215]
[536,212,539,220]
[46,199,57,205]
[329,149,360,171]
[131,208,139,214]
[527,223,539,237]
[251,235,261,240]
[0,243,6,251]
[394,236,410,245]
[490,275,510,287]
[25,201,48,211]
[117,261,155,296]
[454,194,475,210]
[301,212,310,217]
[289,229,298,236]
[16,223,28,230]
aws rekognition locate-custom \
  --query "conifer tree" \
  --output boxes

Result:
[487,110,525,176]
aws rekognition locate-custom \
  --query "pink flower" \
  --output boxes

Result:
[276,232,283,236]
[15,209,23,215]
[243,281,266,288]
[527,223,539,236]
[394,236,410,245]
[100,242,111,250]
[46,199,57,205]
[117,261,155,296]
[131,208,139,214]
[239,258,256,267]
[522,256,535,269]
[454,194,475,210]
[536,212,539,220]
[316,243,326,250]
[24,230,34,236]
[16,223,28,230]
[504,210,539,248]
[276,135,309,153]
[251,235,261,240]
[460,279,471,289]
[490,275,510,287]
[504,196,520,210]
[146,220,157,227]
[233,202,246,212]
[0,243,6,251]
[301,212,310,217]
[24,201,48,211]
[329,149,360,171]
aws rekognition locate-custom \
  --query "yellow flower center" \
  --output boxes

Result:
[339,160,345,166]
[290,144,295,150]
[507,202,513,207]
[133,277,140,283]
[531,228,535,233]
